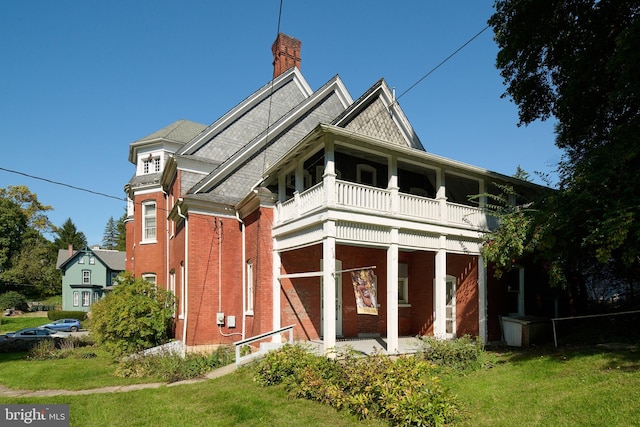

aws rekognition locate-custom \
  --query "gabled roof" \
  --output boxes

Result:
[333,78,424,151]
[167,68,318,201]
[183,74,353,205]
[57,247,126,271]
[177,67,314,159]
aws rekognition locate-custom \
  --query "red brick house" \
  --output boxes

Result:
[124,34,548,354]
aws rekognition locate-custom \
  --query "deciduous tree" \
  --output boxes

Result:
[487,1,640,297]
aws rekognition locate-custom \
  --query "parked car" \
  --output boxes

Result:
[5,328,71,340]
[40,318,81,332]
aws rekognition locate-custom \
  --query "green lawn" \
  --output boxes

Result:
[0,343,639,426]
[0,312,50,333]
[445,345,640,426]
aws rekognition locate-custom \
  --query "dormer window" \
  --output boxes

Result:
[142,155,162,174]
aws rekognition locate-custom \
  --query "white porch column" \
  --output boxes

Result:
[388,155,399,215]
[386,228,399,353]
[272,246,282,342]
[434,235,447,338]
[436,169,447,224]
[478,254,487,344]
[322,220,337,354]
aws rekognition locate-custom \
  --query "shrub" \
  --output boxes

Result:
[90,272,175,356]
[252,344,459,426]
[416,335,486,372]
[25,336,95,360]
[0,291,28,311]
[47,311,87,321]
[115,345,235,382]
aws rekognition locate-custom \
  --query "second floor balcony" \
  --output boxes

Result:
[275,179,497,232]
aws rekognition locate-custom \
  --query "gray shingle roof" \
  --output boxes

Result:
[57,248,126,271]
[135,119,207,144]
[191,81,348,205]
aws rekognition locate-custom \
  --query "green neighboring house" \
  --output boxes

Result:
[56,246,126,312]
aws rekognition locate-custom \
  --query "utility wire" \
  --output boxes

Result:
[0,166,126,202]
[397,24,491,101]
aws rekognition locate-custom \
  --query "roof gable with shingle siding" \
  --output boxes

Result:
[57,248,125,271]
[333,79,424,151]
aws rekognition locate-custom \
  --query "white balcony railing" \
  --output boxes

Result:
[276,180,494,231]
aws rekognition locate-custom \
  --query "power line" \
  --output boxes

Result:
[396,24,491,101]
[0,166,126,202]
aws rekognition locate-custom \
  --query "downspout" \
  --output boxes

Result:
[177,202,188,356]
[236,211,246,340]
[163,189,170,292]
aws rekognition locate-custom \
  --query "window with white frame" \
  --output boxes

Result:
[73,291,79,307]
[398,263,409,304]
[142,155,162,175]
[82,291,90,307]
[78,256,84,264]
[246,260,254,314]
[89,256,95,265]
[142,201,157,242]
[82,270,91,285]
[142,273,157,286]
[93,291,100,303]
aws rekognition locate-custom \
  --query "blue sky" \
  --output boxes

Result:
[1,1,561,246]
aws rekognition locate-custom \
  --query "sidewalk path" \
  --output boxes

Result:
[0,364,237,398]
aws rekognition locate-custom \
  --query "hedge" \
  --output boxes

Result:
[47,311,88,321]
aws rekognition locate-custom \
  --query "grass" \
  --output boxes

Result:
[444,345,640,426]
[1,368,386,427]
[1,336,639,426]
[0,348,164,390]
[0,311,49,334]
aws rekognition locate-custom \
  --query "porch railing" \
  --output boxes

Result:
[234,325,295,367]
[276,180,494,231]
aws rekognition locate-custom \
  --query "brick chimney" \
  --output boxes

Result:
[272,33,301,78]
[68,244,73,258]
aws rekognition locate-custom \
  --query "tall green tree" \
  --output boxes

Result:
[488,1,640,299]
[116,212,127,251]
[0,186,59,298]
[0,185,53,234]
[53,218,87,251]
[0,198,28,272]
[2,229,60,297]
[102,216,118,250]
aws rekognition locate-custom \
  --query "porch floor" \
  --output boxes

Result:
[304,336,424,356]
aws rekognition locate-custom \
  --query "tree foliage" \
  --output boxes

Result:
[90,273,175,356]
[1,230,61,297]
[0,185,53,234]
[0,198,28,272]
[488,1,640,295]
[53,218,87,251]
[0,291,28,311]
[115,212,127,251]
[102,216,118,250]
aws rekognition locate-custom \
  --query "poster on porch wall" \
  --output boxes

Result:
[352,269,378,315]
